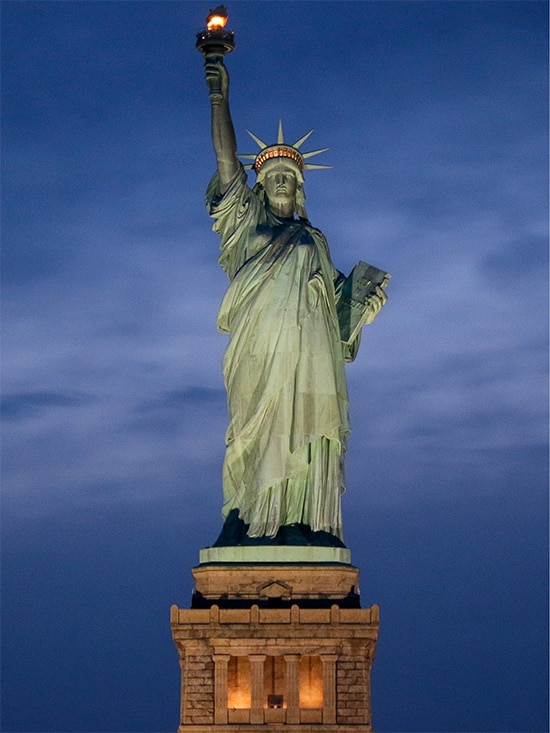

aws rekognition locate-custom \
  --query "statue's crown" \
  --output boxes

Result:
[239,121,331,173]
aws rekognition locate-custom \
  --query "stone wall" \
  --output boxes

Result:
[336,655,371,726]
[171,563,379,731]
[180,653,214,725]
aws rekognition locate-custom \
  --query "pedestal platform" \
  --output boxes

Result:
[200,545,351,566]
[171,549,379,730]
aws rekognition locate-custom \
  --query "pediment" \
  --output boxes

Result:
[259,580,292,599]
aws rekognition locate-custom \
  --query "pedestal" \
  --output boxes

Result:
[171,547,379,731]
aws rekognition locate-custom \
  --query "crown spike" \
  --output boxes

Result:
[246,130,268,149]
[304,163,333,170]
[240,124,330,174]
[293,129,315,149]
[303,147,330,159]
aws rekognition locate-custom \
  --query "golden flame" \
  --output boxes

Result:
[207,14,227,30]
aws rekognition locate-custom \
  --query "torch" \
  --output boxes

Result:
[196,6,236,104]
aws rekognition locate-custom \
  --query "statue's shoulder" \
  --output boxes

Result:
[303,220,328,242]
[207,167,261,223]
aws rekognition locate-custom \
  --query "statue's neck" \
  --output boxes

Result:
[266,200,295,219]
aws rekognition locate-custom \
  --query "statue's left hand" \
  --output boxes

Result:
[363,286,388,325]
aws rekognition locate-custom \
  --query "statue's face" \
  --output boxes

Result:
[261,160,299,209]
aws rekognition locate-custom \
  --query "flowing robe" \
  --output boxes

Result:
[207,166,359,540]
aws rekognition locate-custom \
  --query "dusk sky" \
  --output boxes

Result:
[1,2,548,732]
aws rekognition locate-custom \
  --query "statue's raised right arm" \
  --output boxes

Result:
[205,59,239,191]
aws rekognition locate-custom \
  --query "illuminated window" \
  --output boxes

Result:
[227,656,251,709]
[299,655,323,708]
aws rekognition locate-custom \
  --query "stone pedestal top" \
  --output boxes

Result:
[192,557,361,604]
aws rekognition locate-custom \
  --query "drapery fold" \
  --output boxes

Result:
[207,166,354,539]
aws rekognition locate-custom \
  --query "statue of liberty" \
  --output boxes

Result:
[204,57,388,547]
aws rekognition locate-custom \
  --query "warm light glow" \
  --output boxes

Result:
[228,688,251,709]
[228,656,251,709]
[207,14,227,30]
[299,656,323,709]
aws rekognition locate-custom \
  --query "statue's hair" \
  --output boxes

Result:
[253,160,308,220]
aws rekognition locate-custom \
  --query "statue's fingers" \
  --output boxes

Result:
[370,295,384,314]
[375,286,388,304]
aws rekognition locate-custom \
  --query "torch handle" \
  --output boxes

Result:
[204,50,225,105]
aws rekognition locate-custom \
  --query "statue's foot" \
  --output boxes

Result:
[239,533,278,546]
[212,508,248,547]
[308,529,346,547]
[211,511,346,548]
[277,523,310,545]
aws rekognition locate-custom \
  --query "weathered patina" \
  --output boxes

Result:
[204,58,387,546]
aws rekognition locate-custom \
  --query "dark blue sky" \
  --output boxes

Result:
[2,2,548,732]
